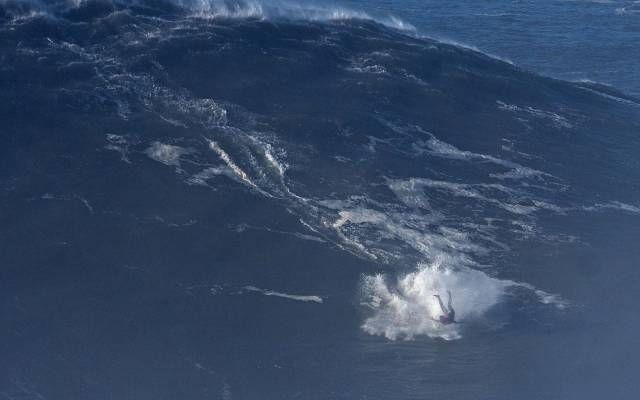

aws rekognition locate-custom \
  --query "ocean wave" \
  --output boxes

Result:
[11,1,636,345]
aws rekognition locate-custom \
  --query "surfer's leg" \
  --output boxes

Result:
[434,295,447,314]
[447,290,453,313]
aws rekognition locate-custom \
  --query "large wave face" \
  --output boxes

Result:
[3,0,640,334]
[2,1,640,396]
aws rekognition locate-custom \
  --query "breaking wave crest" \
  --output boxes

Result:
[1,0,415,31]
[183,0,415,30]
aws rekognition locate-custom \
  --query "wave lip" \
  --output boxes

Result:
[5,0,416,31]
[184,0,415,30]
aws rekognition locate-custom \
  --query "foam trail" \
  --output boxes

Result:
[263,145,286,177]
[417,135,546,180]
[243,286,323,303]
[105,134,133,163]
[248,136,288,178]
[206,138,264,192]
[145,141,190,167]
[381,120,548,180]
[496,101,573,129]
[582,201,640,215]
[187,166,233,186]
[389,178,540,215]
[233,223,326,243]
[330,205,483,264]
[514,282,569,310]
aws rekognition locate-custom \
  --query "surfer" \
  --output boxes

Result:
[434,291,456,324]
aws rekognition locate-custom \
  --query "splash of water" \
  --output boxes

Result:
[361,260,511,341]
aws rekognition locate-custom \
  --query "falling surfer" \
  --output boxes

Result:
[433,291,456,325]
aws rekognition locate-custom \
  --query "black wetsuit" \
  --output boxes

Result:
[439,311,455,325]
[435,293,455,324]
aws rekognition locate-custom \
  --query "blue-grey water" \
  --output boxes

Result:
[1,1,640,399]
[339,0,640,97]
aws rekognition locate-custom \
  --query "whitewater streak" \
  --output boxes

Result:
[243,285,323,303]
